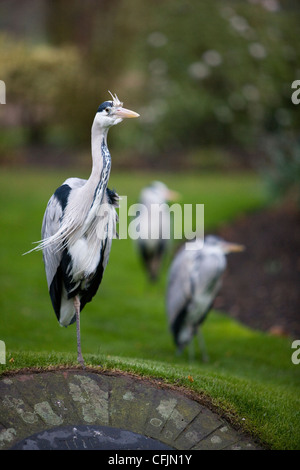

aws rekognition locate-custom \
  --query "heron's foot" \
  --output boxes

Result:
[77,353,85,369]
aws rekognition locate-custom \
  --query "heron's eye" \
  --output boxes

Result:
[105,107,110,114]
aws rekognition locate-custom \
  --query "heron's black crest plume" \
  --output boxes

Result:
[97,101,113,113]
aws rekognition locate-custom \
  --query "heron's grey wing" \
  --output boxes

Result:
[166,248,222,324]
[41,193,64,291]
[41,177,87,290]
[166,248,194,327]
[186,251,226,327]
[63,177,87,190]
[192,252,225,297]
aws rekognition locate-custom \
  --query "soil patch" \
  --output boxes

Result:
[215,203,300,338]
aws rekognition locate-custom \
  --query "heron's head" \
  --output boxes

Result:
[95,91,139,129]
[205,235,245,255]
[151,181,180,202]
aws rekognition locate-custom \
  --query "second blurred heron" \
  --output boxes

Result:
[136,181,179,281]
[166,235,245,361]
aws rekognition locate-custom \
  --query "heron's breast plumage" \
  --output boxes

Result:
[67,236,102,281]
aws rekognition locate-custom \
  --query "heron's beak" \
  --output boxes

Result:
[114,107,140,119]
[167,189,180,201]
[224,242,245,253]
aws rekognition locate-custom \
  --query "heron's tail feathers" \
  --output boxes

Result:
[23,198,118,256]
[23,234,65,256]
[23,219,79,256]
[23,242,43,256]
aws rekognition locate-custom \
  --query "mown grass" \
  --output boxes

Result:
[0,167,299,450]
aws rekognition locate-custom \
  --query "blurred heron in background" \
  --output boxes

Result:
[166,235,244,361]
[28,92,139,366]
[136,181,179,281]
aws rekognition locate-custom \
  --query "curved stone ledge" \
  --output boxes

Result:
[0,369,263,450]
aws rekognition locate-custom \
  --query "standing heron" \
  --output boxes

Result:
[166,235,244,361]
[29,92,139,366]
[136,181,179,281]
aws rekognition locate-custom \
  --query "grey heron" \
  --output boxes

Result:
[29,92,139,366]
[136,181,179,281]
[166,235,244,361]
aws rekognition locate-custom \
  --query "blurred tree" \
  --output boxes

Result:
[0,0,299,169]
[44,0,141,145]
[131,0,300,158]
[0,34,83,144]
[261,132,300,208]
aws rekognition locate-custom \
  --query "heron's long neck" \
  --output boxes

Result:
[87,123,111,203]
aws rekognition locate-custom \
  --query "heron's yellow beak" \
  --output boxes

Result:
[167,189,181,201]
[225,243,245,253]
[115,107,140,119]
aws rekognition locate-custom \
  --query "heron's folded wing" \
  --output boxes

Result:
[41,178,87,289]
[41,193,64,290]
[166,248,194,326]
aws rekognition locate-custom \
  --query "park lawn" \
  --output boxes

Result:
[0,167,299,450]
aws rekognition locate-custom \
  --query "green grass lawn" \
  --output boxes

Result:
[0,167,299,450]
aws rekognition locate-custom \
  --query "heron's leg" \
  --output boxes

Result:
[197,328,209,362]
[74,295,85,367]
[188,338,195,363]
